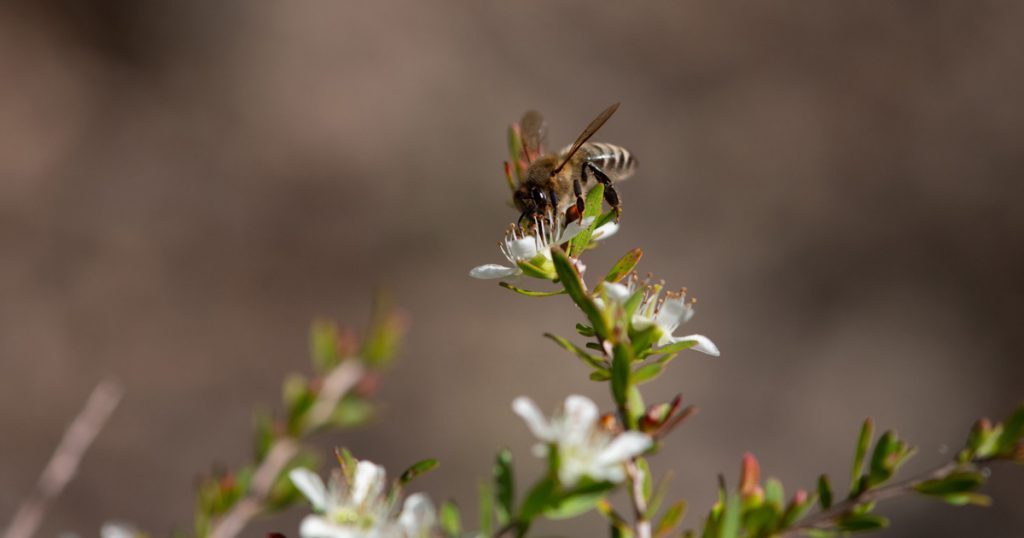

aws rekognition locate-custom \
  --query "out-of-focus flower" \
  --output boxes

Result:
[601,276,719,356]
[470,213,616,279]
[512,394,652,487]
[289,460,435,538]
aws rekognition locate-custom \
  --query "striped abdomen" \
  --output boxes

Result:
[575,142,637,181]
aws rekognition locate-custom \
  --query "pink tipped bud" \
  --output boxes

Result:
[793,489,808,505]
[740,452,761,496]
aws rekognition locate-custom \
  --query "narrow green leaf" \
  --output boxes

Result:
[551,247,607,337]
[850,418,874,495]
[997,403,1024,454]
[399,459,439,485]
[360,293,405,369]
[717,494,741,538]
[593,209,617,233]
[655,501,686,537]
[545,333,608,371]
[765,478,785,509]
[646,471,673,520]
[626,385,646,429]
[545,481,616,519]
[568,184,605,257]
[836,513,889,532]
[439,500,461,535]
[590,370,612,381]
[479,481,494,536]
[817,474,833,509]
[634,363,665,384]
[494,449,514,526]
[609,342,633,425]
[499,281,566,297]
[932,492,992,506]
[519,477,557,522]
[868,431,897,486]
[605,248,643,283]
[914,470,984,496]
[310,320,340,372]
[650,339,699,355]
[637,458,653,503]
[576,323,596,337]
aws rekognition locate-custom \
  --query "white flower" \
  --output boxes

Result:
[289,461,436,538]
[512,395,652,487]
[601,277,720,356]
[469,213,617,279]
[99,524,137,538]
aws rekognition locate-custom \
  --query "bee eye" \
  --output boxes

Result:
[532,188,547,202]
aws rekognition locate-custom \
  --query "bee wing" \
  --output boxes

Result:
[519,109,547,162]
[553,102,620,174]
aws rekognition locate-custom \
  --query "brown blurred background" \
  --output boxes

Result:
[2,1,1022,537]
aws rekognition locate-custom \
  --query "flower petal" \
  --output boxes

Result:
[562,395,600,446]
[289,468,328,512]
[399,493,437,538]
[602,282,631,304]
[592,221,619,241]
[671,334,720,356]
[351,460,387,506]
[594,431,653,467]
[654,297,690,333]
[512,397,555,441]
[100,523,136,538]
[469,264,519,279]
[508,236,541,260]
[559,216,596,244]
[299,515,353,538]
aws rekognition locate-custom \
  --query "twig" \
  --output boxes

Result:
[625,460,652,538]
[208,359,364,538]
[2,379,124,538]
[779,461,960,537]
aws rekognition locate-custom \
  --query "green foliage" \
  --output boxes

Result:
[399,458,440,485]
[605,248,643,283]
[567,184,606,258]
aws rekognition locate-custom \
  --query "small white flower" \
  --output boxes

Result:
[469,213,617,279]
[512,395,652,487]
[289,460,436,538]
[99,524,137,538]
[601,276,719,356]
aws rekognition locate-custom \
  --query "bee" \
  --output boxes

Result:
[512,102,637,225]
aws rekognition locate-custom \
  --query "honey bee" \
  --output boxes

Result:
[512,103,637,225]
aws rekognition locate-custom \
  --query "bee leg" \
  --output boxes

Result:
[584,162,621,220]
[572,178,585,223]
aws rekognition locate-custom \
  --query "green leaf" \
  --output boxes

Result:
[605,248,643,283]
[655,501,686,537]
[930,492,992,506]
[634,363,665,384]
[817,474,833,509]
[850,418,874,495]
[590,370,612,381]
[765,478,785,509]
[335,447,358,483]
[626,385,646,429]
[914,470,984,496]
[551,247,608,337]
[650,339,699,356]
[836,513,889,532]
[478,481,494,536]
[545,481,616,519]
[494,449,514,526]
[399,459,439,485]
[499,281,567,297]
[545,333,608,371]
[629,325,661,356]
[997,403,1024,454]
[310,320,340,372]
[717,494,741,538]
[576,323,596,337]
[568,184,605,257]
[519,477,557,522]
[637,458,653,503]
[328,395,374,429]
[646,471,673,520]
[517,258,557,280]
[440,500,462,536]
[360,293,405,369]
[593,209,618,233]
[610,343,633,423]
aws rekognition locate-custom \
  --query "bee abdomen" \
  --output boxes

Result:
[580,142,637,180]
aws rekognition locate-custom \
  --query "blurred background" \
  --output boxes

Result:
[1,1,1022,537]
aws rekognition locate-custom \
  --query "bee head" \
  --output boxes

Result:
[513,184,550,219]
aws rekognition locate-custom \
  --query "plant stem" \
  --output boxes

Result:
[625,460,652,538]
[208,359,364,538]
[2,379,123,538]
[779,461,961,537]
